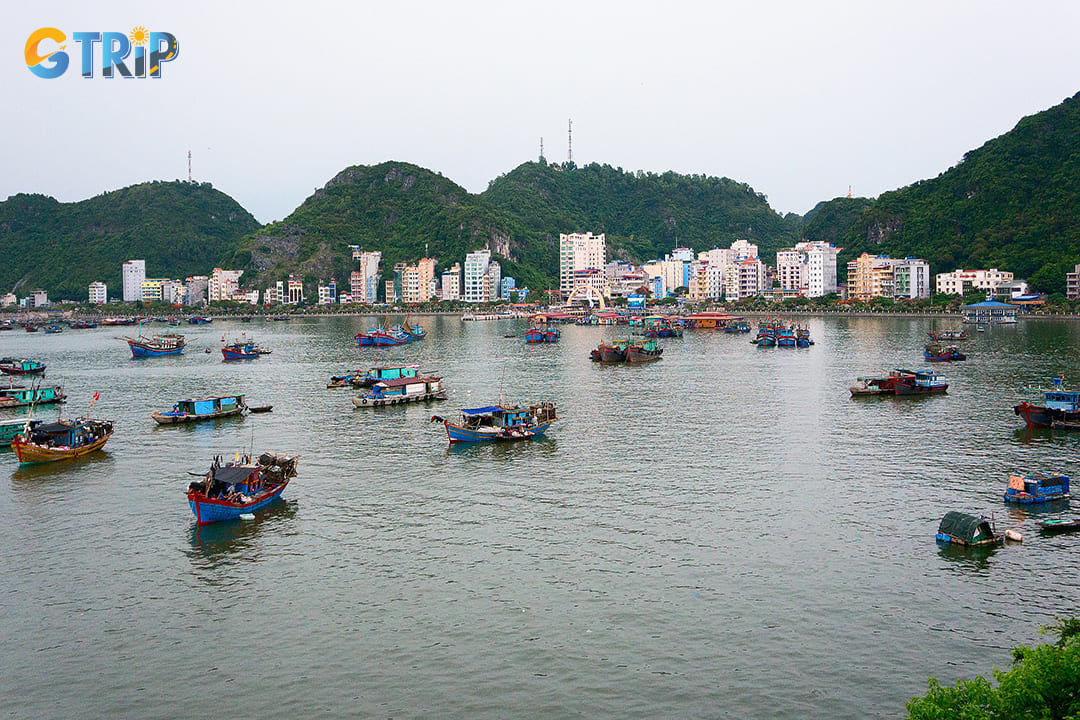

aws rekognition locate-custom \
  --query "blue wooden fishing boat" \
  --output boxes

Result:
[1003,472,1070,504]
[0,384,66,408]
[187,316,213,325]
[186,452,298,525]
[152,394,247,424]
[1036,517,1080,533]
[43,324,63,334]
[400,319,426,340]
[432,402,557,443]
[524,327,544,344]
[924,343,966,362]
[125,331,186,357]
[542,326,561,343]
[222,339,269,360]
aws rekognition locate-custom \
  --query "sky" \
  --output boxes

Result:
[4,1,1080,225]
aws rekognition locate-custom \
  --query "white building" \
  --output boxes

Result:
[88,282,107,305]
[349,248,382,304]
[641,259,683,299]
[464,250,501,303]
[441,263,463,301]
[559,232,606,297]
[893,259,931,299]
[209,268,244,302]
[774,241,840,297]
[730,240,759,260]
[185,276,208,306]
[122,259,146,302]
[936,268,1014,296]
[1,292,15,307]
[161,280,186,305]
[318,280,337,305]
[723,258,768,300]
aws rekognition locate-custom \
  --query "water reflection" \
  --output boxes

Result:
[442,437,560,460]
[936,540,1000,570]
[184,499,297,568]
[9,451,114,484]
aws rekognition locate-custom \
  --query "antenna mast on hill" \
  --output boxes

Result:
[847,184,852,198]
[540,137,544,162]
[188,150,192,182]
[567,119,573,163]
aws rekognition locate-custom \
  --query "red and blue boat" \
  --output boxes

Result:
[1004,472,1069,504]
[524,327,544,344]
[0,357,47,375]
[186,452,298,525]
[222,339,270,360]
[924,343,966,362]
[1013,377,1080,428]
[432,402,557,443]
[124,331,186,357]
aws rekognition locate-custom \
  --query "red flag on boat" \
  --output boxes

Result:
[90,391,99,407]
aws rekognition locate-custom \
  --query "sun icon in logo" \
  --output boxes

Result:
[129,26,149,46]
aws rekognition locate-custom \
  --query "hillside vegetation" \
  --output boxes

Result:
[803,91,1080,294]
[0,181,259,300]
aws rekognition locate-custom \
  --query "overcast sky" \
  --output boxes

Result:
[4,1,1079,225]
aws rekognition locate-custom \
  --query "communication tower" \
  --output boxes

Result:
[568,119,573,163]
[188,150,192,182]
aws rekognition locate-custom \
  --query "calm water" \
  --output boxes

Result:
[1,315,1079,719]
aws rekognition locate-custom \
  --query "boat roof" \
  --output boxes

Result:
[177,394,245,402]
[375,376,439,388]
[212,464,257,484]
[938,511,995,541]
[0,418,39,427]
[462,406,507,415]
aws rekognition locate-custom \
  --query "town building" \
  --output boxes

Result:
[140,279,166,303]
[209,269,244,302]
[88,282,107,305]
[349,248,382,304]
[185,276,208,306]
[396,258,437,304]
[122,259,146,302]
[1,293,16,307]
[559,232,606,298]
[161,280,186,305]
[464,250,501,303]
[441,263,463,301]
[286,275,304,304]
[723,258,768,300]
[1067,264,1080,301]
[935,268,1014,296]
[776,241,840,298]
[893,259,931,299]
[27,289,49,308]
[318,280,337,305]
[384,279,397,303]
[500,277,516,301]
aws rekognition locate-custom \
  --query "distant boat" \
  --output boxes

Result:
[0,384,66,408]
[356,328,410,347]
[43,324,63,334]
[432,402,557,443]
[524,327,544,344]
[0,418,42,447]
[125,332,186,357]
[11,417,113,464]
[1013,377,1080,428]
[849,369,947,396]
[923,343,966,362]
[935,511,1004,547]
[222,339,269,360]
[0,358,47,376]
[187,316,213,325]
[152,394,247,424]
[400,319,426,340]
[1003,472,1069,504]
[186,452,298,525]
[1036,517,1080,533]
[625,338,663,362]
[352,375,447,407]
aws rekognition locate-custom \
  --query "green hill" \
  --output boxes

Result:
[802,91,1080,294]
[0,181,259,301]
[228,160,799,294]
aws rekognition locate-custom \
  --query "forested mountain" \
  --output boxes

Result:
[225,160,799,293]
[0,181,259,300]
[802,91,1080,294]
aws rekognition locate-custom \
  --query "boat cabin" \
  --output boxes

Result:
[936,511,1003,547]
[25,420,106,449]
[1044,391,1080,412]
[365,365,420,382]
[176,395,245,416]
[367,376,441,400]
[0,384,65,407]
[1004,472,1070,504]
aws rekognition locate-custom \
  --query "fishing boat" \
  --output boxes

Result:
[892,368,948,395]
[849,376,891,396]
[400,319,426,340]
[0,418,42,447]
[935,511,1004,547]
[11,417,114,464]
[1003,472,1069,504]
[355,364,420,387]
[0,383,66,408]
[1013,377,1080,428]
[187,316,213,325]
[124,331,186,357]
[356,328,410,346]
[625,338,663,363]
[431,402,558,443]
[923,343,966,362]
[43,324,63,334]
[352,375,447,407]
[222,339,270,360]
[151,394,247,424]
[542,325,561,343]
[931,329,968,342]
[1036,518,1080,533]
[186,452,298,525]
[524,327,544,344]
[0,358,47,376]
[593,339,628,362]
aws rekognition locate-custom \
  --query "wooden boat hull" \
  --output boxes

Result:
[130,343,184,357]
[444,420,553,444]
[12,431,112,464]
[626,346,663,362]
[187,481,289,525]
[353,389,447,407]
[598,345,626,362]
[151,407,245,424]
[935,532,1004,547]
[1036,518,1080,533]
[0,365,46,376]
[1013,402,1056,428]
[222,349,260,360]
